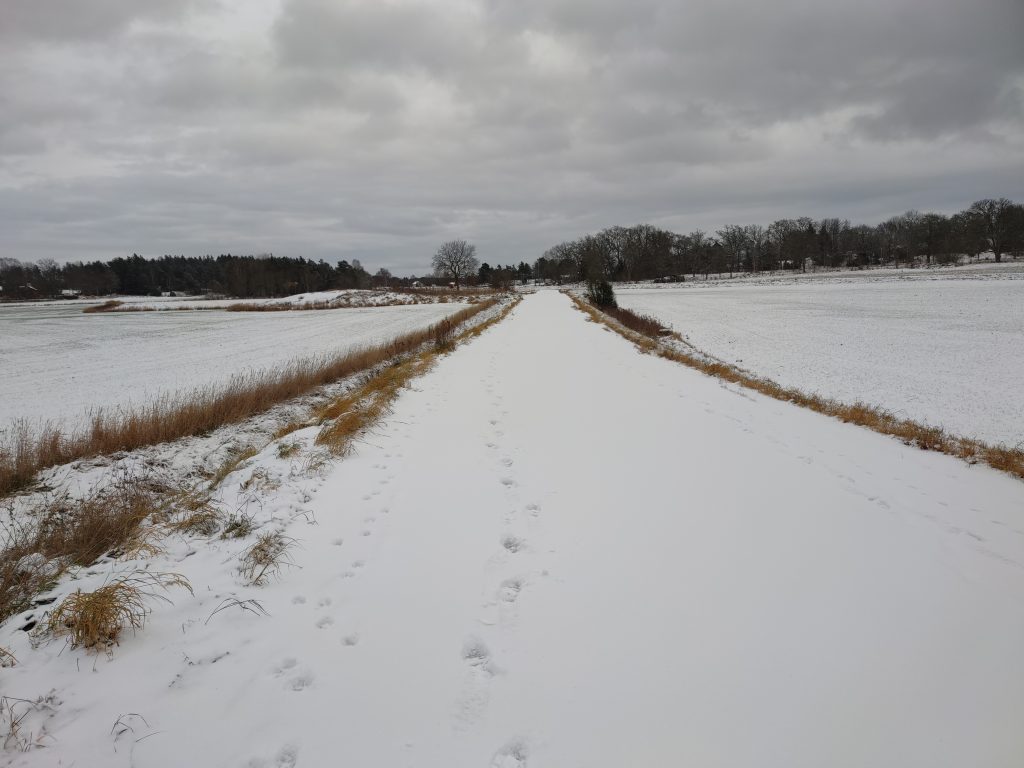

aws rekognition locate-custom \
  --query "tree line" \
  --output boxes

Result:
[535,198,1024,283]
[0,253,434,300]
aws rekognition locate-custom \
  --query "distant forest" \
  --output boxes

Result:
[1,197,1021,299]
[535,197,1024,283]
[0,254,399,300]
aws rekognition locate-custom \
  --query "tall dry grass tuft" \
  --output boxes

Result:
[0,300,500,497]
[239,532,295,585]
[569,291,1024,483]
[0,472,168,624]
[45,571,192,651]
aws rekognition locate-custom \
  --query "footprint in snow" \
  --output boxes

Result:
[288,671,314,691]
[491,740,528,768]
[291,596,306,605]
[342,633,360,646]
[499,577,524,603]
[316,616,334,629]
[332,538,344,547]
[500,457,514,467]
[461,636,495,674]
[318,597,332,607]
[245,743,299,768]
[500,477,516,488]
[501,535,525,553]
[525,503,540,516]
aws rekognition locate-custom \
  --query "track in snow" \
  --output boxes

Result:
[6,291,1024,768]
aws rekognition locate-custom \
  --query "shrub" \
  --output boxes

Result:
[586,279,617,308]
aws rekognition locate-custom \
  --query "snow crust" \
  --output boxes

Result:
[4,291,1024,767]
[617,275,1024,445]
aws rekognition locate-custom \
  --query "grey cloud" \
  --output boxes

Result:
[0,0,1021,272]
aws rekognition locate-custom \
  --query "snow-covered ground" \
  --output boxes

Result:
[616,276,1024,446]
[109,289,452,310]
[4,291,1024,767]
[0,301,466,429]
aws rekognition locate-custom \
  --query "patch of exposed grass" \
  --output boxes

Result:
[276,441,301,459]
[568,291,1024,482]
[1,300,501,497]
[220,511,256,539]
[45,571,191,651]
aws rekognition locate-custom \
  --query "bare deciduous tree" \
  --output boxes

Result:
[432,240,479,289]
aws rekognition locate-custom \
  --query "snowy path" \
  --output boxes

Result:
[6,291,1024,767]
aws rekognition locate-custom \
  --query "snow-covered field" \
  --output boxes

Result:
[616,275,1024,446]
[109,289,452,310]
[0,301,466,429]
[4,291,1024,767]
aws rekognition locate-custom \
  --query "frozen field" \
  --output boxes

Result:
[616,277,1024,446]
[0,301,465,430]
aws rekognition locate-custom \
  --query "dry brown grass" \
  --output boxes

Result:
[603,305,672,339]
[0,647,15,668]
[239,531,295,585]
[45,571,191,651]
[569,291,1024,482]
[0,474,170,624]
[0,300,500,497]
[221,511,257,539]
[81,299,123,313]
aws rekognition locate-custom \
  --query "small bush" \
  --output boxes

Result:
[586,279,617,308]
[239,532,295,585]
[434,318,456,350]
[45,571,192,651]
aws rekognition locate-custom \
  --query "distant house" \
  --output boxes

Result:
[60,289,81,298]
[411,280,423,288]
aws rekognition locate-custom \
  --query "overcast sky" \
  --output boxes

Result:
[2,0,1022,274]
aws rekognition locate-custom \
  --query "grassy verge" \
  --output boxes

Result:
[568,292,1024,482]
[0,300,500,496]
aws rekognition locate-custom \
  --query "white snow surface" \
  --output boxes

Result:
[111,290,449,310]
[4,291,1024,767]
[0,301,465,429]
[616,276,1024,446]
